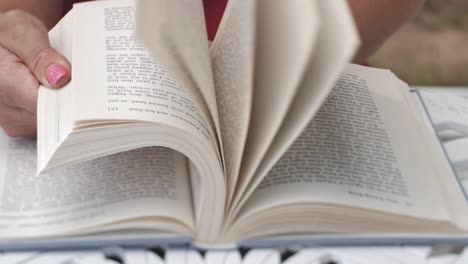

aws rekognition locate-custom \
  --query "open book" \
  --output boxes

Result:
[16,0,465,246]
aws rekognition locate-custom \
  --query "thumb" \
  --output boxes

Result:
[0,10,71,89]
[30,47,71,89]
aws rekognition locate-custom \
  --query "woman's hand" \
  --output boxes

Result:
[0,10,70,137]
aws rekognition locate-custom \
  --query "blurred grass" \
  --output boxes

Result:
[370,0,468,86]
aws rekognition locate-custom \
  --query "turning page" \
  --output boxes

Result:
[136,0,223,157]
[209,0,256,202]
[232,0,320,206]
[230,0,360,219]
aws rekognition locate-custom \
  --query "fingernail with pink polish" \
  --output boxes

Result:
[46,64,68,86]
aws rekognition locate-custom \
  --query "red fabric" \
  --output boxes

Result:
[203,0,228,41]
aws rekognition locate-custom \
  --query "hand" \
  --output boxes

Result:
[0,10,70,137]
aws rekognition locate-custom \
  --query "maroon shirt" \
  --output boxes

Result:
[202,0,228,41]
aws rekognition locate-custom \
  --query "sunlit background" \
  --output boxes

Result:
[370,0,468,86]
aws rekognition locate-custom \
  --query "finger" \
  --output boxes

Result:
[0,46,38,114]
[0,10,71,88]
[2,124,36,138]
[0,104,36,128]
[0,105,36,137]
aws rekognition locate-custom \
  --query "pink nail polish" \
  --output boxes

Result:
[46,64,68,86]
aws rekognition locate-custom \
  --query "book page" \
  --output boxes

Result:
[232,0,320,206]
[36,2,227,242]
[136,0,222,147]
[209,0,256,202]
[71,0,216,146]
[0,132,194,238]
[230,0,359,216]
[239,64,453,222]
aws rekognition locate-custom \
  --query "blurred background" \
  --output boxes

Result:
[370,0,468,86]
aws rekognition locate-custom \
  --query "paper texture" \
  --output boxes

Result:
[0,132,194,238]
[230,0,360,218]
[210,0,256,201]
[72,1,215,145]
[233,0,320,207]
[240,65,450,221]
[136,0,223,156]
